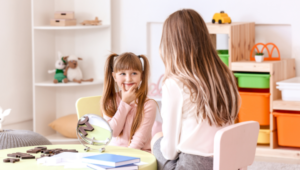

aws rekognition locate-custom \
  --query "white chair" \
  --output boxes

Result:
[213,121,259,170]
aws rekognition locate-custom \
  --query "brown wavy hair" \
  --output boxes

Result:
[160,9,240,126]
[101,52,150,143]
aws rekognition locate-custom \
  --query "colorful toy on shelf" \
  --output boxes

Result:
[212,11,231,24]
[81,17,102,26]
[64,55,94,83]
[48,52,68,84]
[0,107,11,132]
[250,43,281,61]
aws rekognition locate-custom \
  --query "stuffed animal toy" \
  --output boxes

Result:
[64,55,93,83]
[0,107,11,132]
[48,52,68,83]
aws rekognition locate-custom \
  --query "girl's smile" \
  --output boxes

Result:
[113,70,142,91]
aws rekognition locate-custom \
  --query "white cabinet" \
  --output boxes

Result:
[31,0,111,144]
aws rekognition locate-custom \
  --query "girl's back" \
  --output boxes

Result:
[152,9,240,170]
[161,78,229,157]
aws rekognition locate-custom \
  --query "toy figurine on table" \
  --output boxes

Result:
[212,11,231,24]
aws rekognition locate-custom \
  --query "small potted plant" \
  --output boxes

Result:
[255,52,264,62]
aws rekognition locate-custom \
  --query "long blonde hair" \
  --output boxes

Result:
[101,52,150,142]
[160,9,240,126]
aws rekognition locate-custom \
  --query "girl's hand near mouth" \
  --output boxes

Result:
[121,83,137,104]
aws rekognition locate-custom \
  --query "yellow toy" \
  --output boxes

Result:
[212,11,231,24]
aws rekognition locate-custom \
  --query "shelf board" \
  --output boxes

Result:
[256,145,300,159]
[34,24,110,30]
[273,99,300,111]
[35,79,103,87]
[46,133,80,144]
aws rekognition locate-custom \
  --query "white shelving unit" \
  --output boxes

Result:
[31,0,111,144]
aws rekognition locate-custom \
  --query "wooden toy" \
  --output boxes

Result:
[26,147,47,154]
[7,152,35,159]
[250,43,281,61]
[212,11,231,24]
[81,17,102,26]
[55,11,75,19]
[41,148,78,155]
[3,158,19,163]
[78,116,94,136]
[50,19,77,26]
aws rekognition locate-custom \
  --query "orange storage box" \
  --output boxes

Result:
[238,90,270,125]
[273,111,300,147]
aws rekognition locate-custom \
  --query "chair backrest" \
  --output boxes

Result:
[76,96,102,119]
[213,121,259,170]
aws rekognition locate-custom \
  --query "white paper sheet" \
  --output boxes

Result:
[37,152,148,169]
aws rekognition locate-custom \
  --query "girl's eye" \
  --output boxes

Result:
[132,72,137,75]
[120,73,125,75]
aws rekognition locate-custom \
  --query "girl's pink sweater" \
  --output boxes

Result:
[103,93,156,152]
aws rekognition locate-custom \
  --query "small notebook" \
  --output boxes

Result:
[82,154,140,167]
[87,163,138,170]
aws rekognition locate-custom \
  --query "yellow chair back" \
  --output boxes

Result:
[76,96,102,119]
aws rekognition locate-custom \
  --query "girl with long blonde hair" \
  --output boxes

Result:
[151,9,240,169]
[101,52,156,152]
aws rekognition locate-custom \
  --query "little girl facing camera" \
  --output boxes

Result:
[101,52,156,152]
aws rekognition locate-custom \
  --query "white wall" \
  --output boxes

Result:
[0,0,32,130]
[112,0,300,80]
[0,0,299,130]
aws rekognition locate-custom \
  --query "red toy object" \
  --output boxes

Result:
[250,43,281,61]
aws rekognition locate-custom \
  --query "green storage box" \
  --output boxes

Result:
[217,50,228,54]
[217,50,229,66]
[234,73,270,89]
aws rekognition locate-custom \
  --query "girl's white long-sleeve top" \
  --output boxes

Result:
[160,78,230,160]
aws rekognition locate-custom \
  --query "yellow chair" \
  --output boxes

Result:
[76,96,102,119]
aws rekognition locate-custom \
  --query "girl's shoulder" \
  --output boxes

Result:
[142,98,157,116]
[163,77,184,91]
[145,98,157,108]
